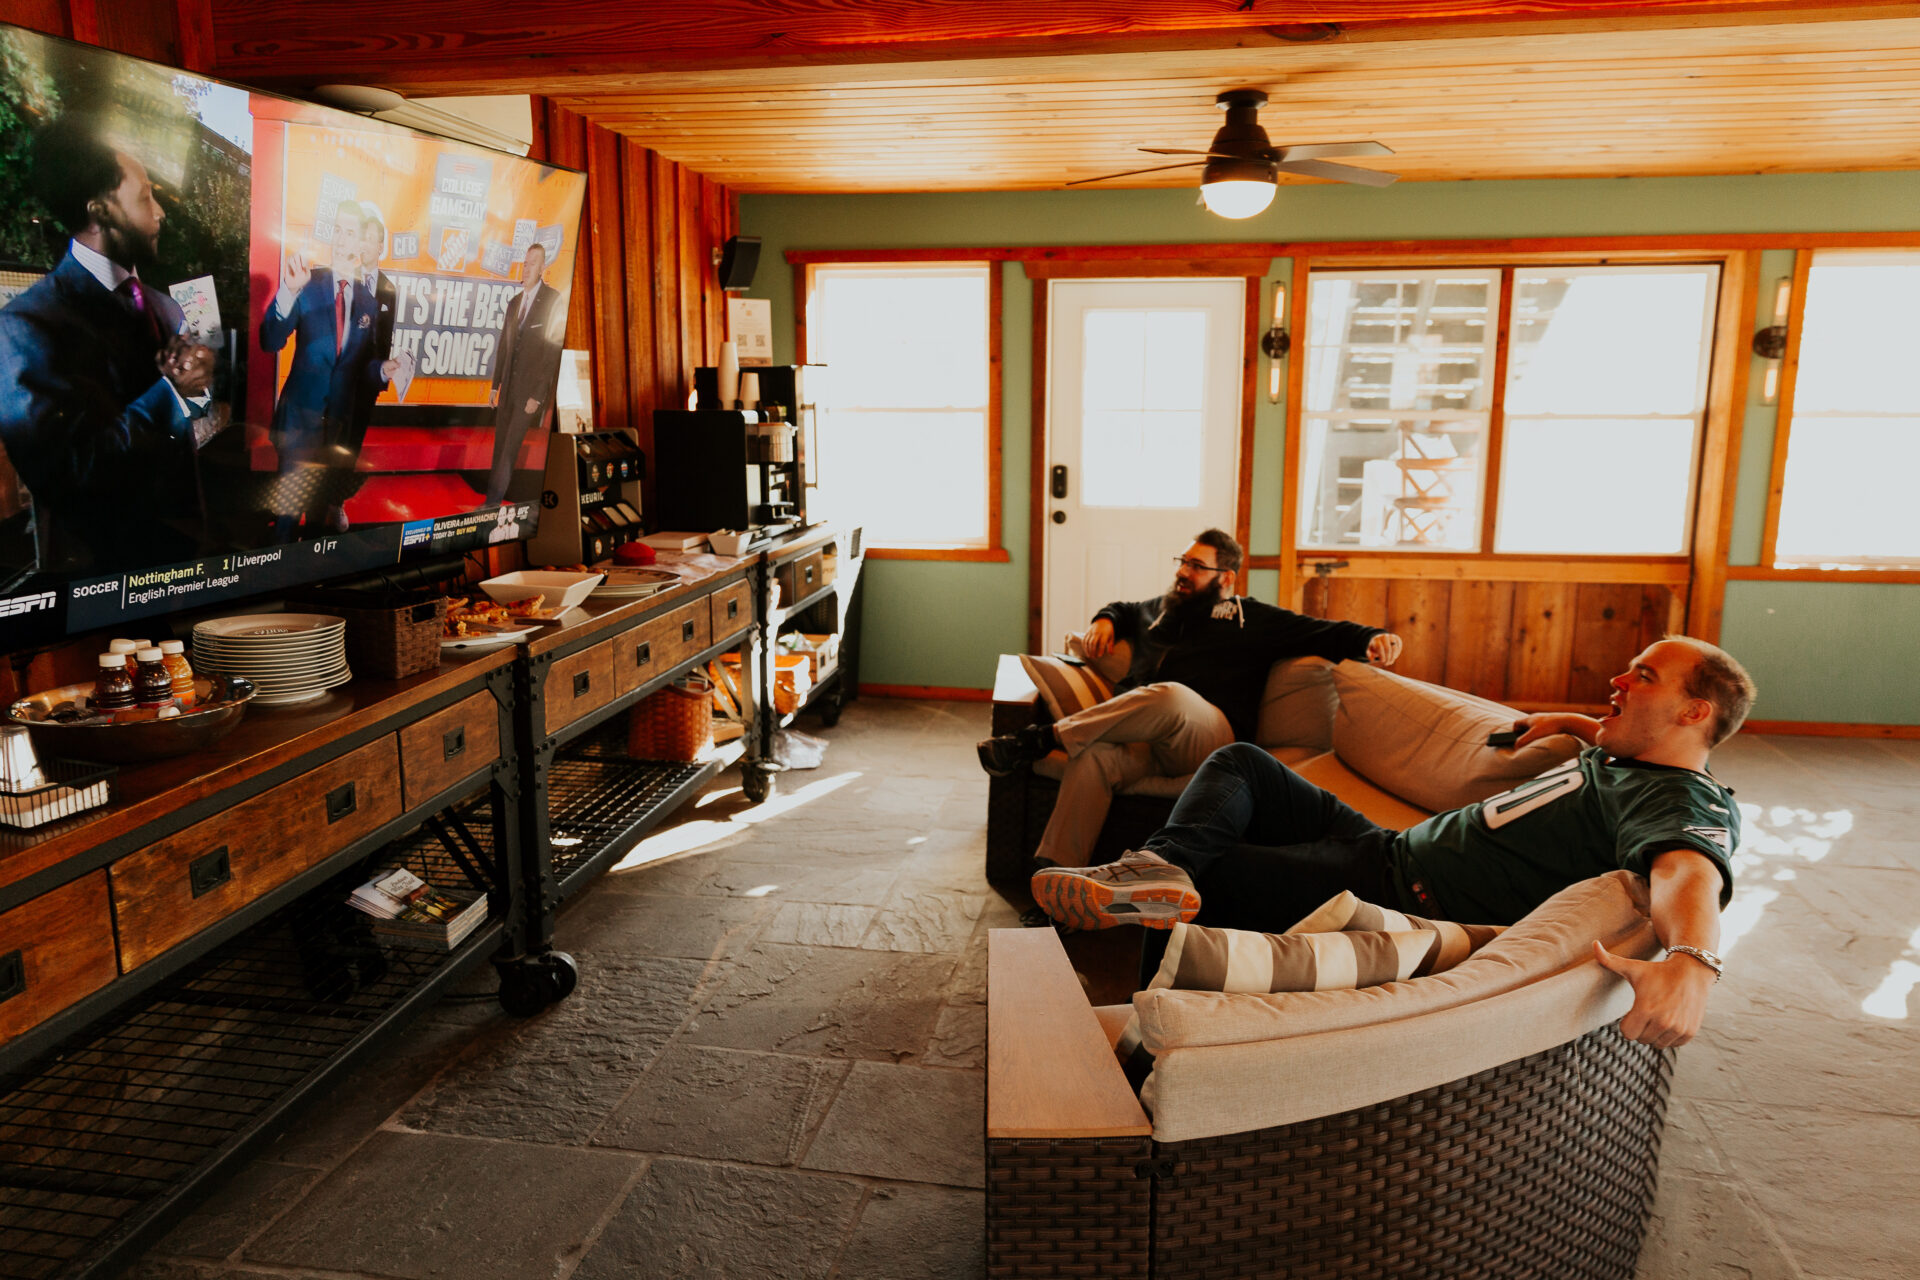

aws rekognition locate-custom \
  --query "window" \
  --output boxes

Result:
[1297,264,1720,556]
[1770,250,1920,570]
[804,263,999,553]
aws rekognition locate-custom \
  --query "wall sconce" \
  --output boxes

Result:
[1262,280,1290,402]
[1753,275,1792,405]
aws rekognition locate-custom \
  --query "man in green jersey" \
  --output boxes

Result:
[1031,636,1756,1048]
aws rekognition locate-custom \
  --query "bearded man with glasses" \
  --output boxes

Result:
[979,527,1402,868]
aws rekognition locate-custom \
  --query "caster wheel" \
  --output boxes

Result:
[496,951,580,1016]
[742,766,775,803]
[540,950,579,1002]
[818,698,842,728]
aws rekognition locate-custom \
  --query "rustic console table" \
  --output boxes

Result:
[0,521,864,1278]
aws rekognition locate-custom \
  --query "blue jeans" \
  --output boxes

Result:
[1143,742,1405,937]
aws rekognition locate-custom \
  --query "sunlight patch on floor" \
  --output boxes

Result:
[602,770,864,876]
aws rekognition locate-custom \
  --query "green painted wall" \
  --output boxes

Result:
[742,173,1920,722]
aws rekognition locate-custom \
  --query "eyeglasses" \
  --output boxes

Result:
[1173,557,1221,574]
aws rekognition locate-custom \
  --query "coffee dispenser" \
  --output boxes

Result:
[650,409,804,536]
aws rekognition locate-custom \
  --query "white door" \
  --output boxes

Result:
[1043,278,1244,648]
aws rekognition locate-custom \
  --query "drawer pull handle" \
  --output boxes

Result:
[726,599,739,620]
[635,640,652,668]
[443,726,466,760]
[681,619,695,642]
[326,782,357,823]
[0,949,23,1004]
[804,565,815,585]
[189,846,232,898]
[573,671,592,698]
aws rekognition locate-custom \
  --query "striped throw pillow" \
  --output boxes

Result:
[1018,653,1114,723]
[1113,893,1504,1089]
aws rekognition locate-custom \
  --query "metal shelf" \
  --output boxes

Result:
[0,800,506,1280]
[544,722,720,898]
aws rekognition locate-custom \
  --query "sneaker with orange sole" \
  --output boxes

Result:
[1030,850,1201,931]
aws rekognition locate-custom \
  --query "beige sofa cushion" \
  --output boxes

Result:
[1134,870,1654,1054]
[1132,870,1659,1142]
[1330,662,1581,813]
[1255,656,1338,751]
[1139,959,1638,1143]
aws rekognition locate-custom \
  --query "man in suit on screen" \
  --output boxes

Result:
[0,117,214,571]
[483,240,565,506]
[259,198,403,536]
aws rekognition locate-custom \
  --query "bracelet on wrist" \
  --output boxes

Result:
[1665,944,1724,983]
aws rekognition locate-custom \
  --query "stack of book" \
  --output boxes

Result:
[347,867,489,952]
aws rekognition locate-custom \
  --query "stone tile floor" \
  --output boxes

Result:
[122,703,1917,1279]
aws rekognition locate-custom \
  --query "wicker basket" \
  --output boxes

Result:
[628,675,714,761]
[335,597,447,679]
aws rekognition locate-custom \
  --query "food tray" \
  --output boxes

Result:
[6,675,257,762]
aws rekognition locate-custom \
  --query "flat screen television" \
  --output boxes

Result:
[0,23,587,647]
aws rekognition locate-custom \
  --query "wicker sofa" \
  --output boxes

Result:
[984,658,1675,1280]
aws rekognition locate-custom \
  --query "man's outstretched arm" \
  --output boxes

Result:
[1594,848,1726,1048]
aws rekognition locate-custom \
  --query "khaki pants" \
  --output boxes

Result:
[1036,682,1234,866]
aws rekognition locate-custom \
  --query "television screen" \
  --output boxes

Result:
[0,23,587,646]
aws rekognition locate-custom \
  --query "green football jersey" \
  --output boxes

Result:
[1392,746,1738,926]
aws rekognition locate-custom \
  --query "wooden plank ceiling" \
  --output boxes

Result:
[208,1,1920,192]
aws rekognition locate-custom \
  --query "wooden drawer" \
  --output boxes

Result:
[400,690,501,810]
[0,871,118,1042]
[777,551,826,606]
[111,735,403,972]
[544,638,616,737]
[710,580,752,644]
[613,601,711,697]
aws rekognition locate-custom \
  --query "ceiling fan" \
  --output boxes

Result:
[1069,89,1398,219]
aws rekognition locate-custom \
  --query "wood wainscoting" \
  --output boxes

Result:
[1296,560,1687,711]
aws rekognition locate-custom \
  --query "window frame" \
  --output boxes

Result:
[795,257,1007,562]
[1752,247,1920,582]
[1291,259,1722,562]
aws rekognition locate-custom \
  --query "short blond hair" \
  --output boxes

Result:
[1667,636,1757,746]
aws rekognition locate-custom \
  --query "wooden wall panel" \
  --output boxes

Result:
[649,152,683,418]
[1570,583,1647,704]
[1507,583,1575,705]
[1383,580,1449,687]
[535,101,733,533]
[1443,580,1515,701]
[1324,578,1389,632]
[618,137,657,480]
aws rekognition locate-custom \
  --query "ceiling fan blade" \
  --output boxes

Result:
[1273,141,1394,162]
[1066,161,1207,186]
[1138,147,1219,156]
[1276,158,1399,187]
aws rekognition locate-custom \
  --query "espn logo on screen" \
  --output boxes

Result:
[0,590,55,617]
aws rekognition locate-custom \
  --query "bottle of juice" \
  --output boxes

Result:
[94,652,135,712]
[158,639,195,702]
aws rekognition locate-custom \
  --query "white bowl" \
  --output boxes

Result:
[708,529,751,556]
[478,570,605,613]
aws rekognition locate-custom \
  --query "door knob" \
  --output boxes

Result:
[1052,510,1066,524]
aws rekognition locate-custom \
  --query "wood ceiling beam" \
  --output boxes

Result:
[207,0,1911,92]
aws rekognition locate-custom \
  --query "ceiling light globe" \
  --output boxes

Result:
[1200,179,1276,219]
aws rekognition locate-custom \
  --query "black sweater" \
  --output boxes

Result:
[1093,596,1383,742]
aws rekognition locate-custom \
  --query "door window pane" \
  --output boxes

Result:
[1080,309,1207,508]
[1299,270,1497,550]
[1775,253,1920,566]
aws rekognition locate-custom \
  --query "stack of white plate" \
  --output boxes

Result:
[589,567,680,601]
[193,613,350,706]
